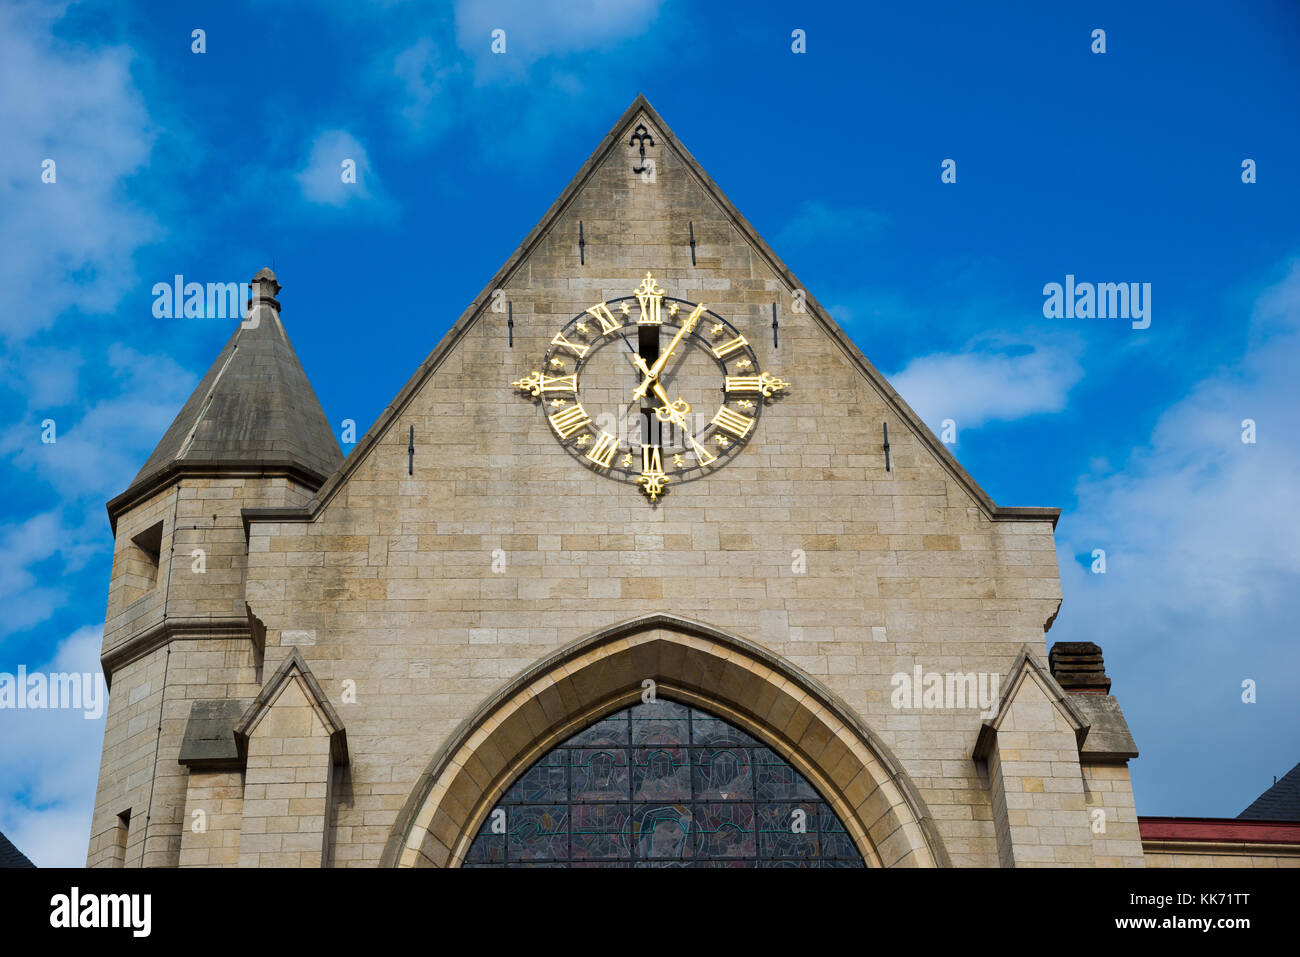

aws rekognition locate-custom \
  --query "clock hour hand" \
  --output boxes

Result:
[651,384,692,433]
[649,383,718,466]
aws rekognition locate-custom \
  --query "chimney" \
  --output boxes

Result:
[1048,641,1112,694]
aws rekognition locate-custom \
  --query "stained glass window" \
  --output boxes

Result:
[464,698,866,867]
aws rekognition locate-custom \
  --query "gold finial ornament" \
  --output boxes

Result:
[637,471,669,501]
[512,371,544,396]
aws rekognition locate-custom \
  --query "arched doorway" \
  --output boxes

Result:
[383,614,948,868]
[464,697,865,867]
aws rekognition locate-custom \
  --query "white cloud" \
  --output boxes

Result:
[0,342,196,637]
[1054,260,1300,815]
[391,37,463,138]
[453,0,664,68]
[0,624,106,867]
[888,339,1084,431]
[1,344,196,504]
[0,0,160,342]
[295,129,393,214]
[1066,262,1300,615]
[0,511,80,636]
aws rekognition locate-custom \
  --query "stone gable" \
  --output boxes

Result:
[239,98,1062,866]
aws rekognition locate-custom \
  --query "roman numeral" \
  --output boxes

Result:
[724,375,763,393]
[549,403,591,439]
[550,332,590,358]
[585,303,620,335]
[712,335,749,359]
[710,406,754,438]
[641,445,664,475]
[540,373,577,393]
[585,432,619,468]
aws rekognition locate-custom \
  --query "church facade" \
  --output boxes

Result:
[87,96,1174,868]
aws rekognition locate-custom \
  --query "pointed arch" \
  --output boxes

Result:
[382,614,949,867]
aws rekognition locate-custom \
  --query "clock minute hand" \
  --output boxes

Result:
[633,304,706,399]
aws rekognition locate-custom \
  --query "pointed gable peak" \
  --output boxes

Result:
[236,649,345,737]
[286,98,1059,527]
[108,267,344,529]
[974,646,1090,759]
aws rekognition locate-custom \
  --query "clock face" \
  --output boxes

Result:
[512,273,789,501]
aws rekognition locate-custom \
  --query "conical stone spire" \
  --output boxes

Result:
[109,268,343,525]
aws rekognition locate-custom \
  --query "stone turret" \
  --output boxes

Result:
[110,268,342,522]
[87,270,343,867]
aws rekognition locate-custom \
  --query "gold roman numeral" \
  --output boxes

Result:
[540,373,577,393]
[641,445,664,475]
[585,432,619,468]
[585,303,620,335]
[635,273,665,325]
[712,335,749,359]
[549,403,592,439]
[710,406,754,438]
[550,332,590,358]
[724,375,763,393]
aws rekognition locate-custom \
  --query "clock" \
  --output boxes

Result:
[511,273,789,501]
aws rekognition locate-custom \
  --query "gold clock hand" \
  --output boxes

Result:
[633,303,706,399]
[652,387,692,435]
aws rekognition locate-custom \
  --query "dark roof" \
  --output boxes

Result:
[0,830,35,868]
[116,268,343,511]
[1239,760,1300,821]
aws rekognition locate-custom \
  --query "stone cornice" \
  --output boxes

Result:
[107,460,328,534]
[100,614,257,688]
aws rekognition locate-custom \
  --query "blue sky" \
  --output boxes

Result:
[2,0,1298,865]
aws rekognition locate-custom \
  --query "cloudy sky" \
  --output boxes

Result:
[2,0,1298,865]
